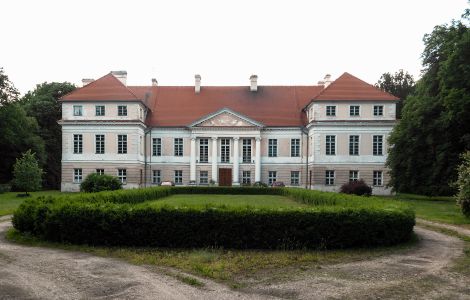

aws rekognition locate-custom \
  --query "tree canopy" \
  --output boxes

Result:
[13,150,43,195]
[375,70,415,118]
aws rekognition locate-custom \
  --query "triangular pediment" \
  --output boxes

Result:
[189,108,264,128]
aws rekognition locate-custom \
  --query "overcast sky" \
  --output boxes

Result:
[2,0,468,94]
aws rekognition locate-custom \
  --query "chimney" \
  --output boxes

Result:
[111,70,127,86]
[82,78,94,87]
[151,78,158,86]
[195,74,201,93]
[250,75,258,92]
[323,74,332,88]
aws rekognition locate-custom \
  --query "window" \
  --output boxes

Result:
[373,105,383,116]
[325,170,335,185]
[291,139,300,157]
[117,105,127,116]
[95,134,105,154]
[199,171,208,184]
[117,169,127,184]
[73,168,82,183]
[268,139,278,157]
[152,138,161,156]
[349,170,359,182]
[95,105,105,116]
[291,171,300,186]
[326,105,336,116]
[221,138,230,163]
[199,138,209,163]
[96,169,104,175]
[73,134,83,154]
[242,171,251,185]
[268,171,277,185]
[152,170,161,184]
[118,135,127,154]
[373,135,383,155]
[242,139,252,163]
[373,171,383,186]
[325,135,336,155]
[174,138,183,156]
[350,105,360,116]
[349,135,359,155]
[73,105,83,116]
[174,170,183,185]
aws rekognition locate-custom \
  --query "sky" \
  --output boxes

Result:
[1,0,468,95]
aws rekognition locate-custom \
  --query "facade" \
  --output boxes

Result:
[59,71,398,194]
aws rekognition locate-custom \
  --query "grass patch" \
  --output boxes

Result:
[0,190,62,216]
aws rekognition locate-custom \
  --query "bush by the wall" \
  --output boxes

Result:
[340,179,372,196]
[80,173,122,193]
[456,152,470,217]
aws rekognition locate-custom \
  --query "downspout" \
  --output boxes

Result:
[303,127,309,189]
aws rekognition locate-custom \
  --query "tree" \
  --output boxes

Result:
[21,82,76,189]
[13,150,43,195]
[456,151,470,217]
[0,67,19,105]
[376,69,415,118]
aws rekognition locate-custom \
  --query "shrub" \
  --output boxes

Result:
[340,179,372,196]
[80,173,122,193]
[0,184,11,194]
[456,152,470,217]
[253,181,268,188]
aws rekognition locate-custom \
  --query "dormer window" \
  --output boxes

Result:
[373,105,384,116]
[73,105,83,116]
[118,105,127,116]
[96,105,105,116]
[326,105,336,116]
[350,105,360,117]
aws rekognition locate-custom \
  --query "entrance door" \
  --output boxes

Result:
[219,168,232,186]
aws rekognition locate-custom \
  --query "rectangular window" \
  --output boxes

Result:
[199,171,208,184]
[349,170,359,182]
[291,139,300,157]
[73,134,83,154]
[268,139,278,157]
[326,105,336,116]
[174,170,183,185]
[349,135,359,155]
[221,138,230,163]
[117,169,127,184]
[373,135,383,155]
[95,105,105,116]
[325,135,336,155]
[95,134,105,154]
[199,138,209,163]
[73,105,83,116]
[242,139,252,163]
[373,171,383,186]
[96,169,104,175]
[325,170,335,185]
[268,171,277,185]
[117,105,127,116]
[350,105,360,116]
[152,170,161,184]
[291,171,300,186]
[242,171,251,185]
[152,138,161,156]
[73,168,82,183]
[117,135,127,154]
[373,105,384,116]
[174,138,183,156]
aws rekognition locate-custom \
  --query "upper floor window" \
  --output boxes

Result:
[325,170,335,185]
[73,105,83,116]
[152,138,161,156]
[373,105,384,116]
[117,169,127,184]
[95,105,105,116]
[350,105,360,116]
[268,171,277,185]
[221,138,230,163]
[73,134,83,154]
[291,139,300,157]
[199,138,209,163]
[326,106,336,116]
[152,170,161,184]
[373,135,383,156]
[73,168,82,183]
[242,139,252,163]
[118,105,127,116]
[349,135,359,155]
[349,170,359,182]
[373,171,383,186]
[174,138,183,156]
[118,134,127,154]
[325,135,336,155]
[268,139,278,157]
[291,171,300,186]
[95,134,105,154]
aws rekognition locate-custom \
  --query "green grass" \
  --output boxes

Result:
[0,190,62,216]
[146,194,308,209]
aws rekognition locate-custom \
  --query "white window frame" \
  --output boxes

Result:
[73,168,82,183]
[95,105,105,116]
[242,138,252,163]
[73,105,83,116]
[95,134,105,154]
[349,135,359,156]
[373,135,384,156]
[117,134,127,154]
[174,170,183,185]
[152,138,161,156]
[291,138,300,157]
[325,135,336,155]
[242,171,251,185]
[349,105,360,117]
[373,105,384,116]
[96,169,104,175]
[268,139,278,157]
[326,105,336,117]
[152,170,161,184]
[373,170,383,186]
[221,138,230,163]
[291,171,300,186]
[349,170,359,182]
[174,138,183,156]
[117,169,127,184]
[117,105,128,116]
[73,134,83,154]
[199,170,208,185]
[199,138,209,163]
[325,170,335,185]
[268,171,277,185]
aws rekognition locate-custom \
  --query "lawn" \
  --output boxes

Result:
[0,190,62,216]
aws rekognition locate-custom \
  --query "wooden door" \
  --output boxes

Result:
[219,168,232,186]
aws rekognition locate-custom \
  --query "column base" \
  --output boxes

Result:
[232,182,240,186]
[188,180,196,186]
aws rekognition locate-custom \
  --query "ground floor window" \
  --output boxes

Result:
[152,170,161,184]
[268,171,277,185]
[373,171,383,186]
[325,170,335,185]
[349,170,359,182]
[117,169,127,184]
[96,169,104,175]
[174,170,183,185]
[199,171,208,184]
[73,168,82,183]
[242,171,251,185]
[291,171,300,186]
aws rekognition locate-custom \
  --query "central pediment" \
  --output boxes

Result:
[188,108,264,128]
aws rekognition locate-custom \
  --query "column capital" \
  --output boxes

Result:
[211,136,218,141]
[233,136,240,141]
[255,137,262,141]
[191,137,196,141]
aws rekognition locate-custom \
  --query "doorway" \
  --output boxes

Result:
[218,168,232,186]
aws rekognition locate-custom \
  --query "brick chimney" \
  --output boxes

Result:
[82,78,94,87]
[195,74,201,94]
[151,78,158,86]
[250,75,258,92]
[323,74,332,88]
[111,70,127,86]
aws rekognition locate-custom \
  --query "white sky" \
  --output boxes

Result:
[2,0,468,94]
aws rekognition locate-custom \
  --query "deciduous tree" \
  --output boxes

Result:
[13,150,43,195]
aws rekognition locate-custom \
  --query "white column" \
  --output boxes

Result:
[190,137,196,184]
[211,137,218,184]
[255,137,261,182]
[233,137,239,185]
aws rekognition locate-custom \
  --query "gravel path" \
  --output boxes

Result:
[417,218,470,238]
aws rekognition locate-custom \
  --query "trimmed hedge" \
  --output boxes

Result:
[12,187,415,249]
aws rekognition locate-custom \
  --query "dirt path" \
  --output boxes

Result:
[417,218,470,237]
